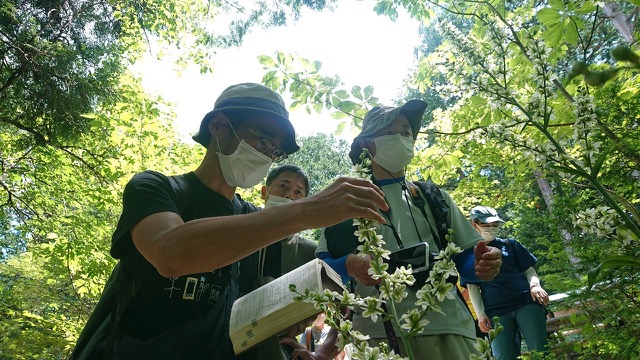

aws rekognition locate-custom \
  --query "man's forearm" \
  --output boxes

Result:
[133,203,315,277]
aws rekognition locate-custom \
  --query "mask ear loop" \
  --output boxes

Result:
[215,116,242,154]
[226,117,241,141]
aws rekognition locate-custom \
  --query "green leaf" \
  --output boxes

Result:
[537,8,561,26]
[257,55,275,67]
[590,143,614,178]
[363,85,374,99]
[589,256,640,289]
[469,96,487,106]
[334,90,349,99]
[548,0,564,10]
[587,263,601,289]
[575,1,597,14]
[351,85,363,100]
[550,165,587,177]
[89,120,102,129]
[565,24,579,46]
[545,23,565,47]
[601,255,640,268]
[337,100,357,113]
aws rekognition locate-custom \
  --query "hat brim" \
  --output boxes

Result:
[192,107,300,155]
[478,215,505,224]
[399,99,429,139]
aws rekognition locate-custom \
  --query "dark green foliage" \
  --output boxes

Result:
[0,0,122,147]
[212,0,337,47]
[286,133,351,196]
[283,133,351,240]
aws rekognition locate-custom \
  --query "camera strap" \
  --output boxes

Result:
[404,180,447,251]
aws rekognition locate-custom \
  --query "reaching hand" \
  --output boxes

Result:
[278,337,315,360]
[297,177,388,228]
[530,284,549,305]
[346,254,380,286]
[478,314,493,333]
[474,242,502,281]
[279,335,335,360]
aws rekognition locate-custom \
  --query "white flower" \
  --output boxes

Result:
[360,298,385,323]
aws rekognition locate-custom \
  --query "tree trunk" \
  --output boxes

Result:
[534,170,581,271]
[600,2,637,44]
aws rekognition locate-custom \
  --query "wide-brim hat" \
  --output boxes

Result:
[470,206,505,224]
[349,99,427,164]
[192,83,300,154]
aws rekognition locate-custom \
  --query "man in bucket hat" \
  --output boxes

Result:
[316,100,503,359]
[72,83,388,360]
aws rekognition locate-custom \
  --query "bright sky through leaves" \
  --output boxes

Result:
[133,0,421,142]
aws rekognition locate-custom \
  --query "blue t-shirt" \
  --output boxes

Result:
[460,238,538,318]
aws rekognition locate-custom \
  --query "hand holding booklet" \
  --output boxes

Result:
[229,258,345,354]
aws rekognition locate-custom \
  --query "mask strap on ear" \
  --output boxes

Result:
[224,115,241,142]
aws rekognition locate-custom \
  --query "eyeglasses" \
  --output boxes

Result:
[246,127,287,163]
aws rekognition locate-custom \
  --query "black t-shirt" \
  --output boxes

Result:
[110,170,258,339]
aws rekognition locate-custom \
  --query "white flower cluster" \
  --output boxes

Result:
[570,86,601,168]
[485,121,561,165]
[525,36,558,122]
[572,206,620,238]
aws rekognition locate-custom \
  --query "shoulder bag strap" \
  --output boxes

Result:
[404,180,446,251]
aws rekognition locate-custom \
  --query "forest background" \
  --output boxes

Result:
[1,0,638,359]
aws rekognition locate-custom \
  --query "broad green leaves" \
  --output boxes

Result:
[259,51,379,135]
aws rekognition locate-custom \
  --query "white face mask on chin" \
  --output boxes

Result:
[218,139,273,188]
[264,194,292,208]
[372,134,414,173]
[478,226,499,242]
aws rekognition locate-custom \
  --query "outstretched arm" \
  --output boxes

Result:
[133,177,388,277]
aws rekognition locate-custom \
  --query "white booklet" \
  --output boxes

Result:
[229,258,345,354]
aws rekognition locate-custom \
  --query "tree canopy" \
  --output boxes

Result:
[1,0,638,358]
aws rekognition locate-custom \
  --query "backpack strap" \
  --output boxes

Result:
[405,180,474,319]
[404,180,450,251]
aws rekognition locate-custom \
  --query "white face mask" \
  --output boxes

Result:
[371,134,414,173]
[478,226,499,242]
[218,139,273,188]
[264,194,292,208]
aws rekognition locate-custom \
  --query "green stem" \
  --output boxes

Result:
[387,299,415,360]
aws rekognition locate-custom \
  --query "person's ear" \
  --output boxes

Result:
[260,186,268,200]
[208,112,228,135]
[361,137,376,157]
